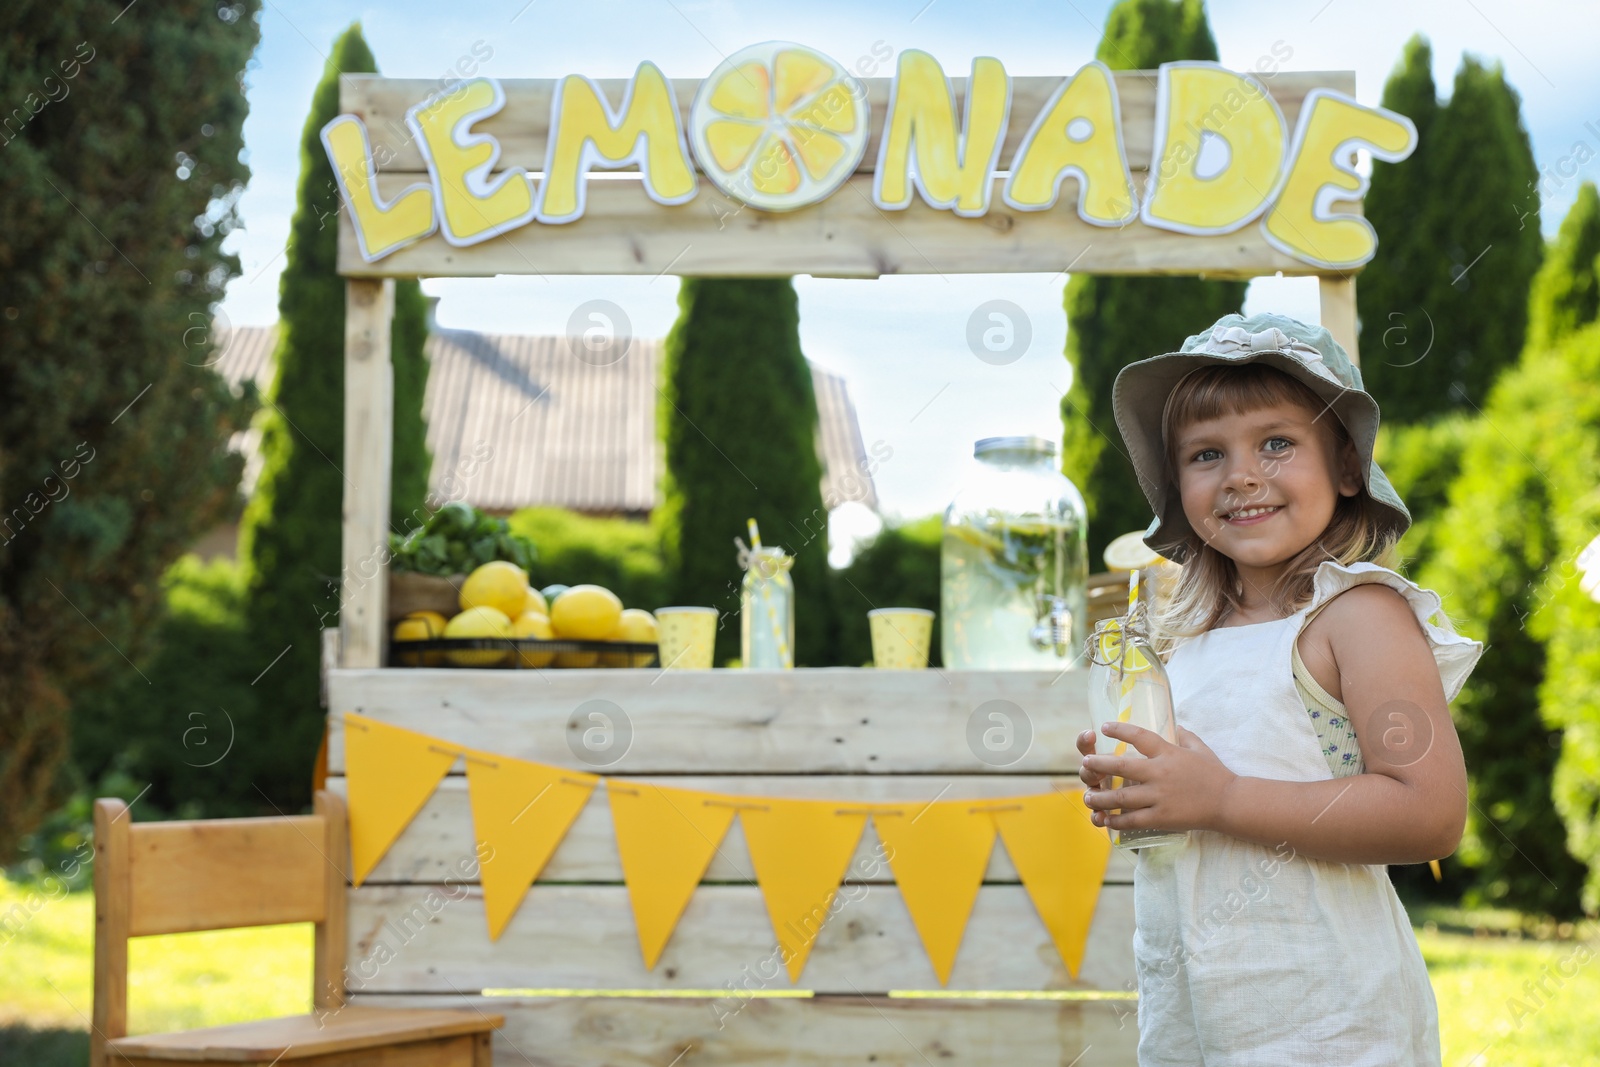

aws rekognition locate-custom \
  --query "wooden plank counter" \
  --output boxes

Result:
[325,666,1140,1065]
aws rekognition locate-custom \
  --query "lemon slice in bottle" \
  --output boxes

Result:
[690,42,869,212]
[1093,619,1151,672]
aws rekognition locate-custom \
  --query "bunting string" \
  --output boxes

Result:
[340,711,1112,985]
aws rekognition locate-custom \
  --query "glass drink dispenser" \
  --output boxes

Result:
[941,436,1089,669]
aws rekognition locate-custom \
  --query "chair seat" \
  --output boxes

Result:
[106,1005,504,1062]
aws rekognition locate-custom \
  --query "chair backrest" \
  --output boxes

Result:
[91,790,349,1067]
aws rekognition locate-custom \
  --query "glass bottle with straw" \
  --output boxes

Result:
[735,518,794,669]
[1084,568,1188,850]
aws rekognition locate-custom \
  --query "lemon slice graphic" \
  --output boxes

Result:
[690,42,869,212]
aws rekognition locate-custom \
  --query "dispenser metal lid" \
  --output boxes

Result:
[974,435,1058,458]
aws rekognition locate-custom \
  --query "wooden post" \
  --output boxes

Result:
[91,798,130,1067]
[1319,274,1360,369]
[313,789,349,1009]
[342,278,394,669]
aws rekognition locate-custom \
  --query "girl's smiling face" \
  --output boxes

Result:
[1174,399,1363,612]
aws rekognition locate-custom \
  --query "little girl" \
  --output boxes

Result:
[1075,312,1485,1066]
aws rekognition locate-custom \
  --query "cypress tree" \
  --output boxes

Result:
[238,24,432,809]
[1360,48,1542,425]
[1415,57,1541,419]
[391,277,432,531]
[1063,0,1247,568]
[0,0,260,856]
[657,278,838,667]
[1525,181,1600,350]
[1358,34,1446,421]
[1360,34,1458,638]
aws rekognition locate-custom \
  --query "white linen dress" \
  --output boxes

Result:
[1131,560,1486,1066]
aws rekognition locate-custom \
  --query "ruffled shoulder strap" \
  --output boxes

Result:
[1301,560,1485,703]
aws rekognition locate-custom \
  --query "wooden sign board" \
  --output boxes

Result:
[330,60,1403,280]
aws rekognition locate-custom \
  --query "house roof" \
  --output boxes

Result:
[213,323,879,516]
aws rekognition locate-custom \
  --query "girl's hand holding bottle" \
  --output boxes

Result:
[1078,721,1239,833]
[1076,728,1113,791]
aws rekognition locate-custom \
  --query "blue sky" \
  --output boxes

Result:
[219,0,1600,544]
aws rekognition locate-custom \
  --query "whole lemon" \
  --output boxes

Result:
[510,611,556,669]
[393,610,448,667]
[601,608,659,668]
[444,605,513,667]
[549,584,623,641]
[459,561,531,619]
[523,586,549,618]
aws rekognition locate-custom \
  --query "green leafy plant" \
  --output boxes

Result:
[389,503,538,576]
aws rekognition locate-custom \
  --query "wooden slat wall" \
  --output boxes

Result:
[356,994,1137,1066]
[335,70,1357,278]
[344,885,1133,994]
[326,668,1090,774]
[324,667,1138,1058]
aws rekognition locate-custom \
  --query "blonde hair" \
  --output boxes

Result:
[1146,363,1406,660]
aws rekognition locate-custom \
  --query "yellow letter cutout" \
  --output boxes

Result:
[1003,60,1136,226]
[1141,61,1287,235]
[1263,89,1417,269]
[538,61,698,224]
[406,78,537,247]
[874,50,1010,218]
[319,114,436,262]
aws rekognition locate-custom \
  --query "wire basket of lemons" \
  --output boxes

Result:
[391,562,660,669]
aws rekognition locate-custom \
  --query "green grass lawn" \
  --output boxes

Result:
[1,877,1595,1065]
[1,877,311,1065]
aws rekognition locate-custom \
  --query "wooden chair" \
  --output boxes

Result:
[91,790,502,1066]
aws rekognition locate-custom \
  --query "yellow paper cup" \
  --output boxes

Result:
[654,607,718,669]
[868,608,934,669]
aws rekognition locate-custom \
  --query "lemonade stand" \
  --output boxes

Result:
[320,45,1403,1064]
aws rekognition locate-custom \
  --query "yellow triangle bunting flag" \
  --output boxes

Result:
[608,782,739,970]
[464,752,599,941]
[872,798,997,986]
[740,797,870,982]
[344,712,458,886]
[991,788,1111,980]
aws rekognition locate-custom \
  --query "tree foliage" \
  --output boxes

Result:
[237,24,432,811]
[657,278,839,666]
[0,0,261,857]
[510,507,672,613]
[1521,321,1600,917]
[1064,0,1247,569]
[72,556,265,818]
[835,515,942,667]
[1359,40,1543,423]
[1525,182,1600,353]
[1418,190,1600,917]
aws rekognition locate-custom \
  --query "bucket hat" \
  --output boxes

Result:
[1111,311,1411,564]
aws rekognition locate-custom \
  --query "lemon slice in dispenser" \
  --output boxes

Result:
[1104,530,1169,573]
